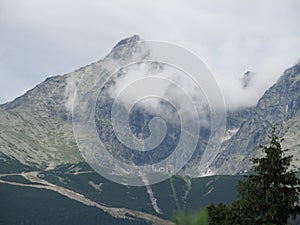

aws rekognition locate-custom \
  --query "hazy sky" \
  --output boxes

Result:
[0,0,299,108]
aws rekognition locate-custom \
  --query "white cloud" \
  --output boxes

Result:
[0,0,299,108]
[104,62,211,139]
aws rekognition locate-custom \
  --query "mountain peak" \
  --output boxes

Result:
[241,71,255,88]
[113,34,141,49]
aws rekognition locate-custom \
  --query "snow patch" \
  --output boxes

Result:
[222,128,239,142]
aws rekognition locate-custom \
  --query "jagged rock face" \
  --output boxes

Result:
[95,92,182,166]
[241,71,255,88]
[211,63,300,174]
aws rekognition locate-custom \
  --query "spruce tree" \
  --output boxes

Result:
[238,127,300,225]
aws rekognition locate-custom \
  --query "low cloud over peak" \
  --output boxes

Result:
[0,0,299,109]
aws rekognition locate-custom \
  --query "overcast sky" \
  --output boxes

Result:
[0,0,299,108]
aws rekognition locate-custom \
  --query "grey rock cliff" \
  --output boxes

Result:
[211,63,300,174]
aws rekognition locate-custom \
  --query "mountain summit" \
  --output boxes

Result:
[113,34,140,49]
[0,36,299,176]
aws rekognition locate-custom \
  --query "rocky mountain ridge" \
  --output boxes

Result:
[0,35,299,176]
[211,62,300,174]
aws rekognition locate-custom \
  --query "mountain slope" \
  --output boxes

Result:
[0,35,299,175]
[0,35,153,169]
[211,62,300,174]
[0,75,81,168]
[0,183,151,225]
